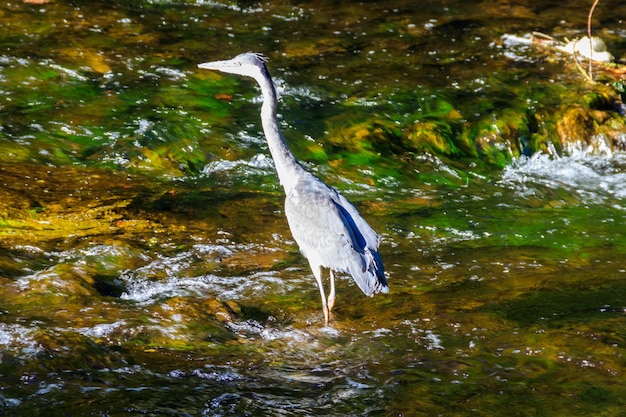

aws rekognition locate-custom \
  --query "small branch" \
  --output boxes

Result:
[572,44,594,82]
[587,0,600,80]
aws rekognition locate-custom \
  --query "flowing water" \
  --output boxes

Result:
[1,0,626,416]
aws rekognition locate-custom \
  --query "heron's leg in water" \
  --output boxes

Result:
[327,270,336,317]
[311,264,329,325]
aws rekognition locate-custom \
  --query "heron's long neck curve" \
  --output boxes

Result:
[255,69,303,195]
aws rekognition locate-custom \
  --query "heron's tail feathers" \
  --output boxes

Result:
[347,248,388,297]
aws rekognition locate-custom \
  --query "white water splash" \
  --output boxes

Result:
[202,153,275,175]
[501,140,626,203]
[0,323,42,357]
[119,243,289,303]
[75,321,128,339]
[120,272,286,303]
[226,319,314,343]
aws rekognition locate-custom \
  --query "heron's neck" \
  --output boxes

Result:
[257,73,303,194]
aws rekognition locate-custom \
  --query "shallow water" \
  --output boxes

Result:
[1,0,626,416]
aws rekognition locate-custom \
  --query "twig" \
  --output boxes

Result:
[572,42,594,82]
[587,0,600,80]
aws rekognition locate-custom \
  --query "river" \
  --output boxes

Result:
[1,0,626,416]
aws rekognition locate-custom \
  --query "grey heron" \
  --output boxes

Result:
[198,52,388,325]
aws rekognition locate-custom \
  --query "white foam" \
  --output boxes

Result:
[202,153,275,175]
[0,323,42,357]
[119,243,288,304]
[501,141,626,203]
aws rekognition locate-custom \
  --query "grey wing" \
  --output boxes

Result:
[332,196,387,293]
[284,181,387,296]
[334,192,380,249]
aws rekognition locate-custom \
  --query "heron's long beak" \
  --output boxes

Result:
[198,61,220,70]
[198,59,233,71]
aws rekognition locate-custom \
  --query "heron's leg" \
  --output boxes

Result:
[311,264,329,325]
[327,270,336,317]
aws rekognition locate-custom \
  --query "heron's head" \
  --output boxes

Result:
[198,52,268,80]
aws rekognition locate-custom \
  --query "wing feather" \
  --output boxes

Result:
[284,175,387,296]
